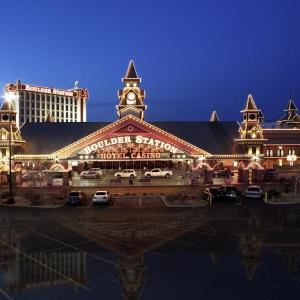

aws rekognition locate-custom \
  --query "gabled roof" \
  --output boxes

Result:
[1,99,16,111]
[285,100,297,111]
[124,60,139,79]
[17,118,240,156]
[242,94,258,111]
[210,111,219,122]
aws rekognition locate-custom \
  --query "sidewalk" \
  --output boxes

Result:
[0,197,64,208]
[267,193,300,205]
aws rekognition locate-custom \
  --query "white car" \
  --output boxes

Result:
[114,169,137,178]
[144,168,173,178]
[92,191,110,204]
[80,168,103,177]
[245,185,263,199]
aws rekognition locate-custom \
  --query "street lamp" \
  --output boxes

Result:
[287,154,298,195]
[3,91,16,204]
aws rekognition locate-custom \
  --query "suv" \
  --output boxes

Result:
[65,191,87,206]
[92,191,110,204]
[114,169,137,178]
[245,185,263,199]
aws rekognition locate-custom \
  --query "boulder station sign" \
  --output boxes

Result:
[82,135,180,155]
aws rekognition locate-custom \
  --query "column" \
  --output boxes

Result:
[64,96,66,122]
[77,98,81,122]
[29,92,32,122]
[82,98,86,122]
[23,93,27,124]
[72,98,76,122]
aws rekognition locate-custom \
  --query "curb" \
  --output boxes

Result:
[0,204,64,209]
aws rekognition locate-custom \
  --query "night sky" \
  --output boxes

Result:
[0,0,299,122]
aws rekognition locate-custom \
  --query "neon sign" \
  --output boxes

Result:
[24,85,74,97]
[83,135,179,155]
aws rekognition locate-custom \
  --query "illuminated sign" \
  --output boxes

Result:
[83,135,179,155]
[24,85,74,97]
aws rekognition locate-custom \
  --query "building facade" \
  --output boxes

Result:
[5,79,89,126]
[0,60,299,185]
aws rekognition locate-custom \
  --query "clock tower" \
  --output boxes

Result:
[117,60,147,120]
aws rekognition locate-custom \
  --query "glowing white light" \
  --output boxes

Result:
[2,91,17,103]
[251,133,257,139]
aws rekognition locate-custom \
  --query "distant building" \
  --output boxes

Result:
[5,79,89,126]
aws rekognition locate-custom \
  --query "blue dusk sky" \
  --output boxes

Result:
[0,0,299,122]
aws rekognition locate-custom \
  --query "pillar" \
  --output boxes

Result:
[238,169,249,183]
[205,170,214,184]
[15,171,22,186]
[47,173,53,186]
[63,172,69,186]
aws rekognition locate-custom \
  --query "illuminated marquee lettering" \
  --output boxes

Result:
[82,135,179,155]
[24,84,73,97]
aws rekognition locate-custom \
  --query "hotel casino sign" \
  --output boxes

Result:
[78,135,182,160]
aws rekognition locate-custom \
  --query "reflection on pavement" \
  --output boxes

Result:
[0,205,299,299]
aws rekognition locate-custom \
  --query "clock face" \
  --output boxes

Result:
[126,92,136,105]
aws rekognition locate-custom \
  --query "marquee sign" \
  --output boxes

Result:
[24,84,74,97]
[82,135,180,155]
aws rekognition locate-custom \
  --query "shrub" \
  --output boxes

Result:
[28,193,42,206]
[1,191,16,199]
[268,189,281,199]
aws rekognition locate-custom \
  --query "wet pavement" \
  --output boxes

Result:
[0,203,299,300]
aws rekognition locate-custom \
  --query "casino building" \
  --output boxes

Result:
[0,60,299,186]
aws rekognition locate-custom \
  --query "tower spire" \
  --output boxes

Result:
[210,110,219,122]
[124,60,139,79]
[117,61,147,120]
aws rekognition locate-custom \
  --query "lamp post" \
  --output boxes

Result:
[4,92,16,204]
[287,154,298,195]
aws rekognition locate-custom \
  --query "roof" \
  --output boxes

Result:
[1,99,16,111]
[124,60,139,79]
[285,100,297,111]
[18,121,240,155]
[210,111,219,122]
[263,129,300,144]
[243,94,258,111]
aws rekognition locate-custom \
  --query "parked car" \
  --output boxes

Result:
[245,185,263,199]
[92,191,110,205]
[80,168,103,177]
[144,168,173,178]
[114,169,137,178]
[22,172,40,181]
[65,191,87,206]
[213,170,234,178]
[203,187,224,202]
[264,169,278,182]
[221,185,241,200]
[80,171,101,179]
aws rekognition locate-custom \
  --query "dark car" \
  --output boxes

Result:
[264,169,278,182]
[221,185,241,201]
[213,170,234,178]
[204,187,224,202]
[65,191,87,206]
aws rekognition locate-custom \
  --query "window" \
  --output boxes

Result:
[277,148,284,157]
[278,159,283,166]
[266,149,273,157]
[288,149,295,155]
